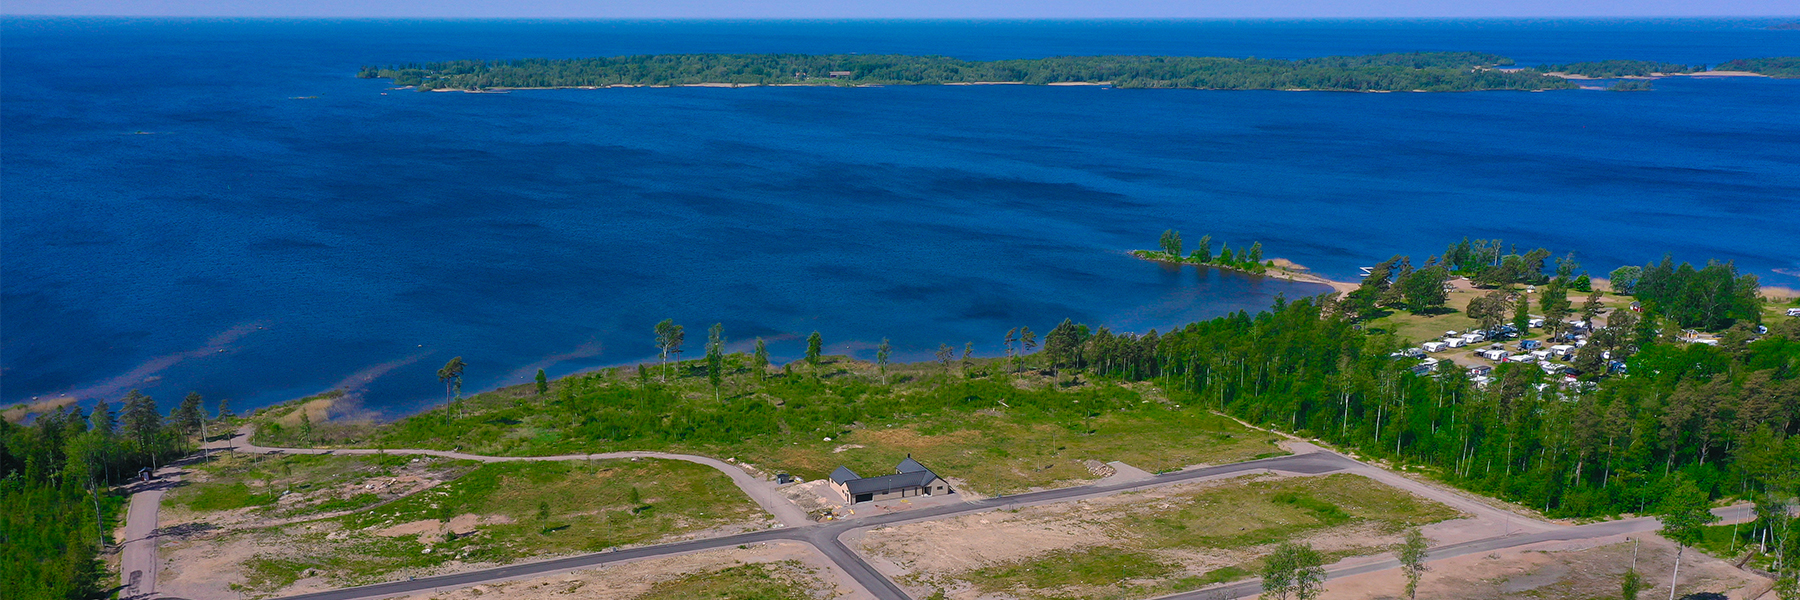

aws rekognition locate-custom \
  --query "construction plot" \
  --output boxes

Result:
[1319,534,1773,599]
[156,458,772,600]
[383,541,861,600]
[853,472,1462,600]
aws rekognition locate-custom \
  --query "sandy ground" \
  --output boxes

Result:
[158,455,458,531]
[1318,534,1773,600]
[1267,258,1360,295]
[379,541,867,600]
[2,395,78,422]
[852,472,1453,600]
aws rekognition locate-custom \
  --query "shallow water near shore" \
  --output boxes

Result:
[4,18,1798,414]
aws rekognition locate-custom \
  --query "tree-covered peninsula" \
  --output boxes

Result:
[1533,60,1706,77]
[1717,57,1800,78]
[357,51,1578,91]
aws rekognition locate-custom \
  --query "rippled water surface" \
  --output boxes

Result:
[4,18,1798,413]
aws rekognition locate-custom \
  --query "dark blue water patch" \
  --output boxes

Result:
[3,17,1798,416]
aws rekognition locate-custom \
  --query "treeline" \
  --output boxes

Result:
[1441,237,1586,289]
[1534,60,1705,77]
[357,52,1578,92]
[1716,57,1800,78]
[1058,294,1800,523]
[1609,256,1763,331]
[1132,230,1268,273]
[1,391,217,599]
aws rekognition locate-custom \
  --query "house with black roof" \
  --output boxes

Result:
[828,455,952,504]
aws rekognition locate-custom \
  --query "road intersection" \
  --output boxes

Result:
[122,430,1751,600]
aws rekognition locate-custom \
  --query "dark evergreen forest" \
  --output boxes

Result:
[358,52,1577,91]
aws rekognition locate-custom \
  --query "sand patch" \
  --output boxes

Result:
[856,473,1464,600]
[1319,534,1772,600]
[386,541,867,600]
[2,396,78,423]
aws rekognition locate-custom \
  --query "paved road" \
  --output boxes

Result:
[267,452,1350,600]
[121,466,187,599]
[237,435,1742,600]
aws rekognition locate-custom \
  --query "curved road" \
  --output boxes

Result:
[130,431,1747,600]
[229,427,810,527]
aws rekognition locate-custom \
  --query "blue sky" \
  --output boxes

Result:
[5,0,1798,18]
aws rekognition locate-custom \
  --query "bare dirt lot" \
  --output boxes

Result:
[853,472,1464,600]
[1319,534,1773,600]
[160,452,470,530]
[380,541,863,600]
[157,458,773,600]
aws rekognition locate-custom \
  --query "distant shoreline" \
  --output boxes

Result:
[1540,70,1770,80]
[1129,251,1359,295]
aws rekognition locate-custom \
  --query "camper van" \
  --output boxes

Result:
[1445,337,1468,348]
[1422,341,1447,352]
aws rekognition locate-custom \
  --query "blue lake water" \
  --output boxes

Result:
[4,17,1798,415]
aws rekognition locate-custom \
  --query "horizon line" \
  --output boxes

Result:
[5,14,1799,20]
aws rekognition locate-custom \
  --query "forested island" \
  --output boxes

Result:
[358,53,1800,92]
[357,51,1580,91]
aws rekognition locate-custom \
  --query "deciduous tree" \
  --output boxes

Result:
[654,320,684,382]
[1659,477,1720,600]
[1398,528,1429,599]
[1261,541,1326,600]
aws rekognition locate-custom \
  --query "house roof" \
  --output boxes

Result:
[845,471,938,495]
[896,455,929,474]
[832,456,942,495]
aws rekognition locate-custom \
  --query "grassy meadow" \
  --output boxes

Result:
[251,355,1283,495]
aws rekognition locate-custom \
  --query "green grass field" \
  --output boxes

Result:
[260,355,1282,496]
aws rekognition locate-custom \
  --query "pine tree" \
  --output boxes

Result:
[876,338,892,384]
[535,368,549,395]
[174,392,204,435]
[805,331,823,369]
[119,390,161,455]
[753,338,770,381]
[438,357,467,415]
[706,323,725,401]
